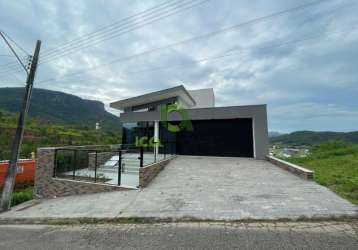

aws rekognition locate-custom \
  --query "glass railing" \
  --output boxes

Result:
[53,142,176,188]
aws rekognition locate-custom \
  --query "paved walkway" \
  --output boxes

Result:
[0,156,357,221]
[1,222,357,249]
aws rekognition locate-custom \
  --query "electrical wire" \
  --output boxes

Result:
[0,0,209,75]
[0,31,30,56]
[38,0,211,64]
[38,25,358,85]
[40,0,192,57]
[33,0,338,69]
[34,0,338,84]
[0,0,348,81]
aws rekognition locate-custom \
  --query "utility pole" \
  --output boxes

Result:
[0,39,41,212]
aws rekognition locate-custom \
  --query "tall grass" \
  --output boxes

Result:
[287,141,358,204]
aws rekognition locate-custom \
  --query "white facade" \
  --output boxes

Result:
[188,88,215,108]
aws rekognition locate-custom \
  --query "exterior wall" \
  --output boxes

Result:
[120,105,269,159]
[88,152,115,170]
[176,96,192,109]
[188,88,215,108]
[0,159,36,188]
[131,97,178,111]
[139,156,175,187]
[34,148,132,199]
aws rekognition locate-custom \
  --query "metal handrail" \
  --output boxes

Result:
[53,141,176,186]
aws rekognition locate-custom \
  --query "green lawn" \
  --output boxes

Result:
[285,141,358,204]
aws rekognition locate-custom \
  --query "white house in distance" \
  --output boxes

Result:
[110,85,269,159]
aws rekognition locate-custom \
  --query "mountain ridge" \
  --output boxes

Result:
[270,130,358,146]
[0,87,121,133]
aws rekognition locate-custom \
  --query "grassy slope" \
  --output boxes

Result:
[286,141,358,204]
[0,110,121,160]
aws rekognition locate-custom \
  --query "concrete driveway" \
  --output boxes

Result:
[1,156,357,221]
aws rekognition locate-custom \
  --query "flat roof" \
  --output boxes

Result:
[119,104,267,123]
[110,85,196,110]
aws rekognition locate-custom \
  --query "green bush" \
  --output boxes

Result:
[11,187,33,207]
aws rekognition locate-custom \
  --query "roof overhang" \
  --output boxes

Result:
[110,85,196,111]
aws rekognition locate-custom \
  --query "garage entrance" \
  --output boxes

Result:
[167,118,254,157]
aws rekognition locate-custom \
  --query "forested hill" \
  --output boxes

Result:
[270,131,358,146]
[0,87,121,133]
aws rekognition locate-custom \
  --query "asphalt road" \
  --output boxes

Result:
[0,222,357,250]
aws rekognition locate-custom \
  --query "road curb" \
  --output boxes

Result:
[1,215,357,225]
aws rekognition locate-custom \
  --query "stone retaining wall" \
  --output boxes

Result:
[34,148,131,199]
[139,156,176,188]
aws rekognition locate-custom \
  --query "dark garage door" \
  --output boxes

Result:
[175,118,254,157]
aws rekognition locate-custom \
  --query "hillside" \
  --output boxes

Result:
[0,87,121,133]
[0,110,121,160]
[271,131,358,146]
[286,141,358,204]
[268,131,283,138]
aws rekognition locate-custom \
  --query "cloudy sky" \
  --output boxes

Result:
[0,0,357,133]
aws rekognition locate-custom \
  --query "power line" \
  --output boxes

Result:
[0,56,28,72]
[0,0,346,78]
[40,0,189,57]
[38,0,211,64]
[0,0,341,77]
[0,31,30,56]
[0,31,28,74]
[34,0,336,84]
[0,56,27,72]
[0,30,30,75]
[0,0,209,75]
[37,0,334,66]
[39,25,357,85]
[0,65,26,83]
[126,31,352,75]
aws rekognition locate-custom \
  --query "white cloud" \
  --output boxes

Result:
[1,0,357,132]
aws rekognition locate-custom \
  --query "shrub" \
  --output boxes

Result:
[11,187,33,207]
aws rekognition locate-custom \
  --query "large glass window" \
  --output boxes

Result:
[122,122,154,145]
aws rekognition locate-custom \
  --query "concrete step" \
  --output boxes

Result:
[96,168,139,175]
[99,165,140,172]
[122,170,139,174]
[101,158,158,171]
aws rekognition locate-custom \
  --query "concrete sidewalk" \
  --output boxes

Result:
[0,156,357,223]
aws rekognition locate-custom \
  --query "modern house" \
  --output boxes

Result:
[33,86,298,199]
[110,85,269,159]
